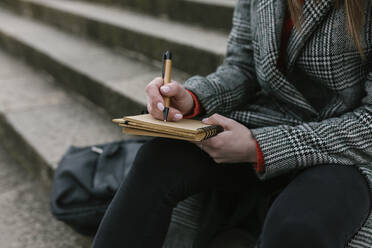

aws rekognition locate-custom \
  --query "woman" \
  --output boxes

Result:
[93,0,372,247]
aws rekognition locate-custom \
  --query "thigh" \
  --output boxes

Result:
[259,165,371,248]
[131,138,259,197]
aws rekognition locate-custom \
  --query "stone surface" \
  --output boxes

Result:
[0,74,72,113]
[74,0,235,31]
[29,0,226,53]
[187,0,235,7]
[0,145,92,248]
[3,0,228,75]
[0,51,122,170]
[0,9,190,116]
[5,102,122,168]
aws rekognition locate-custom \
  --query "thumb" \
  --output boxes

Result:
[202,114,233,130]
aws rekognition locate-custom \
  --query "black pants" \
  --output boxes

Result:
[92,138,371,248]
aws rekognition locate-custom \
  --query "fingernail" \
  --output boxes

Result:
[157,102,164,111]
[202,118,209,123]
[174,114,183,120]
[160,86,170,93]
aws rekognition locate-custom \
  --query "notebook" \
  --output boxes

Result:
[112,114,224,141]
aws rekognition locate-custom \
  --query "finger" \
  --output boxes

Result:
[146,77,163,98]
[147,93,165,118]
[148,100,164,118]
[202,135,217,148]
[165,107,184,122]
[148,106,164,120]
[146,78,165,107]
[191,141,213,156]
[190,141,221,160]
[213,158,225,164]
[202,114,233,130]
[202,146,218,159]
[201,133,226,149]
[149,77,164,87]
[159,81,187,99]
[149,104,183,122]
[146,95,164,121]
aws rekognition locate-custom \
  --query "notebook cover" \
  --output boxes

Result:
[113,114,224,141]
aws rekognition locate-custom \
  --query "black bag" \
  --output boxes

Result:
[50,139,149,236]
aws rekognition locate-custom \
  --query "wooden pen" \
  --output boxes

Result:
[162,51,172,122]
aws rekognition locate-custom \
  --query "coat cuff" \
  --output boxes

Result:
[183,76,220,115]
[250,126,297,180]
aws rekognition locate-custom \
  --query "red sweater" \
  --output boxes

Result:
[184,2,302,173]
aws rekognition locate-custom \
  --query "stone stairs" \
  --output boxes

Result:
[3,0,229,75]
[0,142,92,248]
[0,0,234,247]
[69,0,235,31]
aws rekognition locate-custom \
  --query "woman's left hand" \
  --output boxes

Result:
[193,114,257,164]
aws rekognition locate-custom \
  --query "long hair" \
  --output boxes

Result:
[288,0,367,58]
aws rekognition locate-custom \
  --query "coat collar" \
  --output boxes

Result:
[256,0,334,118]
[287,0,334,72]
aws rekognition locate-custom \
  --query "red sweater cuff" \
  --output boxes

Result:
[254,139,266,173]
[184,90,202,119]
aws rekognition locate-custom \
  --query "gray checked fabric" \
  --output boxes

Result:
[183,0,372,247]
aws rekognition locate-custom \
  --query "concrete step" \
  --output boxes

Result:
[75,0,235,32]
[0,50,123,182]
[0,50,203,247]
[0,9,190,117]
[0,145,92,248]
[3,0,228,76]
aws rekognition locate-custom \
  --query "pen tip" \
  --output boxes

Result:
[164,51,172,60]
[163,107,169,122]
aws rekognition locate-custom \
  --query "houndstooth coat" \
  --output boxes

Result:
[182,0,372,247]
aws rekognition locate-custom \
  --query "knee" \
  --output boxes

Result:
[134,138,186,169]
[130,138,198,184]
[134,137,205,169]
[125,138,200,206]
[260,218,329,248]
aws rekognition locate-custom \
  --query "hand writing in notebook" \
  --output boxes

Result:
[145,78,257,164]
[146,77,194,122]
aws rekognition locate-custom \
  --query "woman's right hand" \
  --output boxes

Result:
[145,77,195,122]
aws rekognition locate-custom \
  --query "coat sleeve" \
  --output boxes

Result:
[250,71,372,180]
[183,0,259,115]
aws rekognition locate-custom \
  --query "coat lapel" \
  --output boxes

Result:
[286,0,334,72]
[256,0,333,118]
